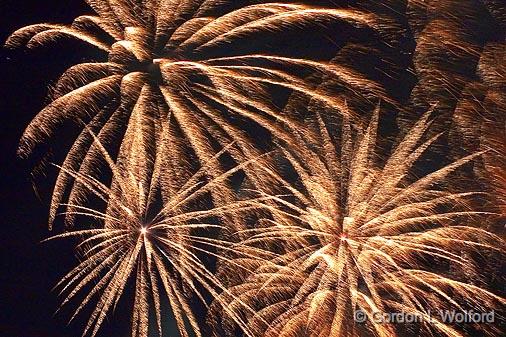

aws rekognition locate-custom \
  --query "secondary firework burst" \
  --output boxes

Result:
[6,0,393,227]
[48,135,282,337]
[449,43,506,220]
[210,108,506,337]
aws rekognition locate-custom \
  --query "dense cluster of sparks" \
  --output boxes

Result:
[6,0,392,228]
[48,139,275,337]
[6,1,505,337]
[210,109,505,337]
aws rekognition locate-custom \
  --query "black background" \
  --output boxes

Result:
[0,1,119,336]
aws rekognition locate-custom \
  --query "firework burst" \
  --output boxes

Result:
[6,1,395,227]
[210,108,506,337]
[48,136,281,337]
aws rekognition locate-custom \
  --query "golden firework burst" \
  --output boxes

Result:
[6,1,396,228]
[49,136,281,337]
[211,108,506,337]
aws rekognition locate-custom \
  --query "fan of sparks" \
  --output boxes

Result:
[210,109,506,337]
[6,0,393,228]
[49,136,281,337]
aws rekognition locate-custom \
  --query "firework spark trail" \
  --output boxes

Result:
[404,1,506,222]
[210,108,506,337]
[47,132,287,337]
[480,110,506,218]
[404,0,506,136]
[5,1,396,228]
[449,43,506,220]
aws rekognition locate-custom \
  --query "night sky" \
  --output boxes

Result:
[0,1,124,336]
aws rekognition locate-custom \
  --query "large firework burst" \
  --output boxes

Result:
[6,1,395,227]
[210,108,506,337]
